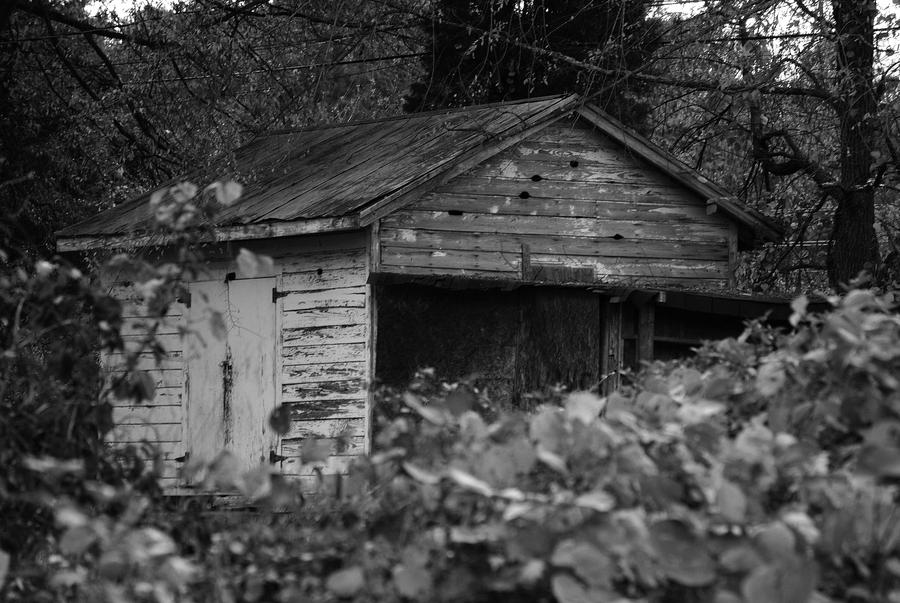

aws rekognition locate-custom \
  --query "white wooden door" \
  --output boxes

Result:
[185,276,279,476]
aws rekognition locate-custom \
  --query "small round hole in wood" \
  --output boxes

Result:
[519,191,531,199]
[612,233,624,240]
[570,160,579,168]
[316,268,323,275]
[531,174,542,182]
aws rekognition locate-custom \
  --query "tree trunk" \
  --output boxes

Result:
[828,0,880,287]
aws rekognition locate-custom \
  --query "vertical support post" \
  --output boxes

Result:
[637,302,655,366]
[728,223,739,288]
[600,296,623,395]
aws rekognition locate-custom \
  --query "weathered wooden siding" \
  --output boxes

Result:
[102,283,187,490]
[102,231,372,492]
[378,117,736,288]
[273,232,370,490]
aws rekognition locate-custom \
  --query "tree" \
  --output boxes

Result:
[643,0,895,290]
[0,0,421,255]
[403,0,661,126]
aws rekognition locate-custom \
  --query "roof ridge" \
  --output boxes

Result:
[261,94,573,137]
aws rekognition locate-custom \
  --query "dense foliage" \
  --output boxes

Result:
[403,0,661,125]
[4,279,900,602]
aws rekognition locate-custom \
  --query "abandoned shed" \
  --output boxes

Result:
[56,94,784,489]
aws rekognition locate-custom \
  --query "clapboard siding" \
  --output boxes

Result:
[101,279,187,461]
[378,117,736,288]
[277,236,371,475]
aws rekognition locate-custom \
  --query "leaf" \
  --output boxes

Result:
[209,310,228,341]
[551,573,592,603]
[754,522,795,561]
[649,519,716,586]
[716,480,747,523]
[565,391,606,425]
[756,360,786,397]
[268,404,291,436]
[0,549,10,589]
[790,295,808,327]
[530,406,567,453]
[301,438,332,464]
[550,573,617,603]
[536,446,568,474]
[447,467,494,497]
[59,525,97,555]
[403,392,446,425]
[402,462,441,485]
[393,564,433,599]
[444,388,474,416]
[574,490,615,513]
[206,180,243,206]
[551,539,613,589]
[857,444,900,477]
[236,248,274,278]
[326,566,365,598]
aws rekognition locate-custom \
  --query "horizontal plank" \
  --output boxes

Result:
[107,440,182,459]
[282,380,367,402]
[281,435,366,458]
[104,369,183,389]
[435,177,699,204]
[121,333,184,355]
[201,231,369,262]
[106,423,182,444]
[381,246,729,280]
[277,248,368,273]
[282,361,368,385]
[281,287,367,312]
[108,386,183,407]
[464,157,680,187]
[113,404,181,425]
[282,307,367,329]
[383,211,730,243]
[380,228,730,261]
[279,454,356,476]
[282,342,368,365]
[381,246,519,274]
[283,324,367,347]
[412,193,715,222]
[283,417,366,440]
[102,351,184,372]
[511,141,648,166]
[281,265,368,292]
[283,397,368,421]
[376,264,728,288]
[121,318,184,337]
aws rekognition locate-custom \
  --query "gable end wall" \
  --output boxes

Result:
[377,117,736,288]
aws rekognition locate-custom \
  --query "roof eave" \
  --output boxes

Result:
[56,215,361,253]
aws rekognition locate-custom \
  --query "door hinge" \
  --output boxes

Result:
[173,452,190,463]
[269,449,288,464]
[272,287,288,303]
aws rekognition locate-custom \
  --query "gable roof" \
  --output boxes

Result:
[56,94,783,252]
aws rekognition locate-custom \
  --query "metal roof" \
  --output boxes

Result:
[56,94,783,251]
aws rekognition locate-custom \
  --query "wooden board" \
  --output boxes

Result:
[227,277,280,472]
[185,279,228,464]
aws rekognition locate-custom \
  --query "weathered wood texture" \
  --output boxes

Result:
[275,233,371,480]
[102,232,372,490]
[378,117,737,289]
[100,273,188,488]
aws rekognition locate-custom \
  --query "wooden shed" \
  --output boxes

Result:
[56,94,782,489]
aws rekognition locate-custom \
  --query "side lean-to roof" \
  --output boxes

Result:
[56,94,783,252]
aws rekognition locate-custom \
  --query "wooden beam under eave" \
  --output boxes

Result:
[56,216,361,252]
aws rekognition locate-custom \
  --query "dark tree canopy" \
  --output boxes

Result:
[404,0,661,125]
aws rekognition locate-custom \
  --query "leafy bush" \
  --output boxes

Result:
[7,273,900,602]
